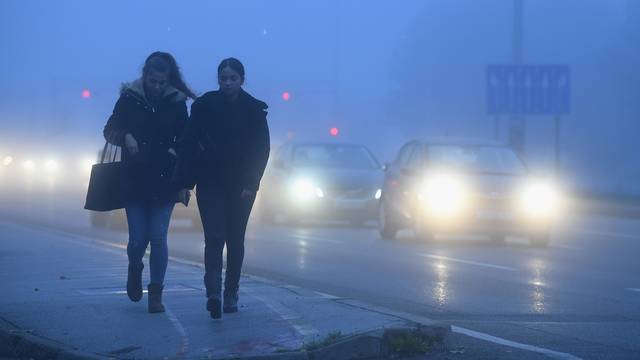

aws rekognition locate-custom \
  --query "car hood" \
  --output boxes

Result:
[290,167,384,192]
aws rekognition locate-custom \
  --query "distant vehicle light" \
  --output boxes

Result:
[330,127,339,137]
[44,160,59,172]
[375,189,382,200]
[290,178,324,203]
[2,156,12,166]
[22,160,35,171]
[82,89,91,99]
[282,92,291,101]
[420,173,469,218]
[518,179,562,219]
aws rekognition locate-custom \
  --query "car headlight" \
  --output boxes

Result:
[44,159,59,173]
[518,180,562,219]
[22,160,36,172]
[420,173,469,217]
[290,178,324,202]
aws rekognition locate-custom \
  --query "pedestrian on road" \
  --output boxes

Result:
[103,51,195,313]
[173,58,270,319]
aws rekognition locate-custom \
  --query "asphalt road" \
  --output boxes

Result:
[2,181,639,359]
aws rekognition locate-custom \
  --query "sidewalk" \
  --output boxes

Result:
[0,221,448,360]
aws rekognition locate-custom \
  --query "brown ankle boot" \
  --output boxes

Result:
[147,283,165,313]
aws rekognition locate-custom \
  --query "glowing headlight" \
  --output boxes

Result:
[44,160,59,172]
[420,173,469,217]
[22,160,35,172]
[290,178,324,202]
[518,180,561,218]
[375,189,382,200]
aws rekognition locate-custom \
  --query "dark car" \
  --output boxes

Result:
[379,139,564,246]
[257,142,384,225]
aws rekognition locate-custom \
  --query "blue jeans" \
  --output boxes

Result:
[125,201,175,285]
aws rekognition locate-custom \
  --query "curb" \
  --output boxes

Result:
[0,318,110,360]
[232,324,450,360]
[0,316,449,360]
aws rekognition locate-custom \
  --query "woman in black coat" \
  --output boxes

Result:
[103,52,195,313]
[175,58,270,319]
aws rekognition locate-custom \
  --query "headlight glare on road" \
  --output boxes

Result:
[290,178,324,203]
[518,180,561,219]
[420,173,469,217]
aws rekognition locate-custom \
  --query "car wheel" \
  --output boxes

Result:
[378,200,399,240]
[90,211,110,228]
[530,231,551,248]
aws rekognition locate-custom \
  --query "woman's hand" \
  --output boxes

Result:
[240,189,255,199]
[124,133,139,155]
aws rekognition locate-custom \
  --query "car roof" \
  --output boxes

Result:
[284,141,369,148]
[410,137,509,147]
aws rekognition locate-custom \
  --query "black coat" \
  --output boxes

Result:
[103,79,189,202]
[174,89,270,192]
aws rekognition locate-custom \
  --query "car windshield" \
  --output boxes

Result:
[427,145,526,175]
[292,145,380,170]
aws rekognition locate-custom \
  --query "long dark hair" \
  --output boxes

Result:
[143,51,197,99]
[217,57,245,79]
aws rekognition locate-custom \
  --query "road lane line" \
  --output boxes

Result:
[625,288,640,293]
[419,253,519,272]
[452,326,583,360]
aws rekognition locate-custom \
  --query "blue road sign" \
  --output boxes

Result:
[486,65,570,116]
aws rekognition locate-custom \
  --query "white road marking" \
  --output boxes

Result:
[452,326,583,360]
[419,253,519,272]
[625,288,640,293]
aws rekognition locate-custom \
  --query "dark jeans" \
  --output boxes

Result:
[196,179,256,299]
[125,200,175,285]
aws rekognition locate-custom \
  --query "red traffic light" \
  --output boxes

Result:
[282,92,291,101]
[330,127,339,137]
[81,89,91,99]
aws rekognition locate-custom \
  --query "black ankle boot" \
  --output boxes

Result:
[126,263,143,302]
[147,283,165,313]
[223,292,239,314]
[207,296,222,319]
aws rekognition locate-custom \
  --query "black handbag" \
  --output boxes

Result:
[84,142,125,211]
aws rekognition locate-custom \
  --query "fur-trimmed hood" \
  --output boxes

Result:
[120,79,187,105]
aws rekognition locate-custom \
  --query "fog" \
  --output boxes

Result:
[1,0,638,195]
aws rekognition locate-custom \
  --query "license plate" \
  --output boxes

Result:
[476,209,512,221]
[334,199,367,210]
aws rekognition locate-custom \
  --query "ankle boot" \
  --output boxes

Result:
[126,263,144,302]
[223,291,239,314]
[207,296,222,319]
[147,283,165,313]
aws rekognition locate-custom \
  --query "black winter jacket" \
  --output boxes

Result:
[103,79,189,202]
[174,89,270,192]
